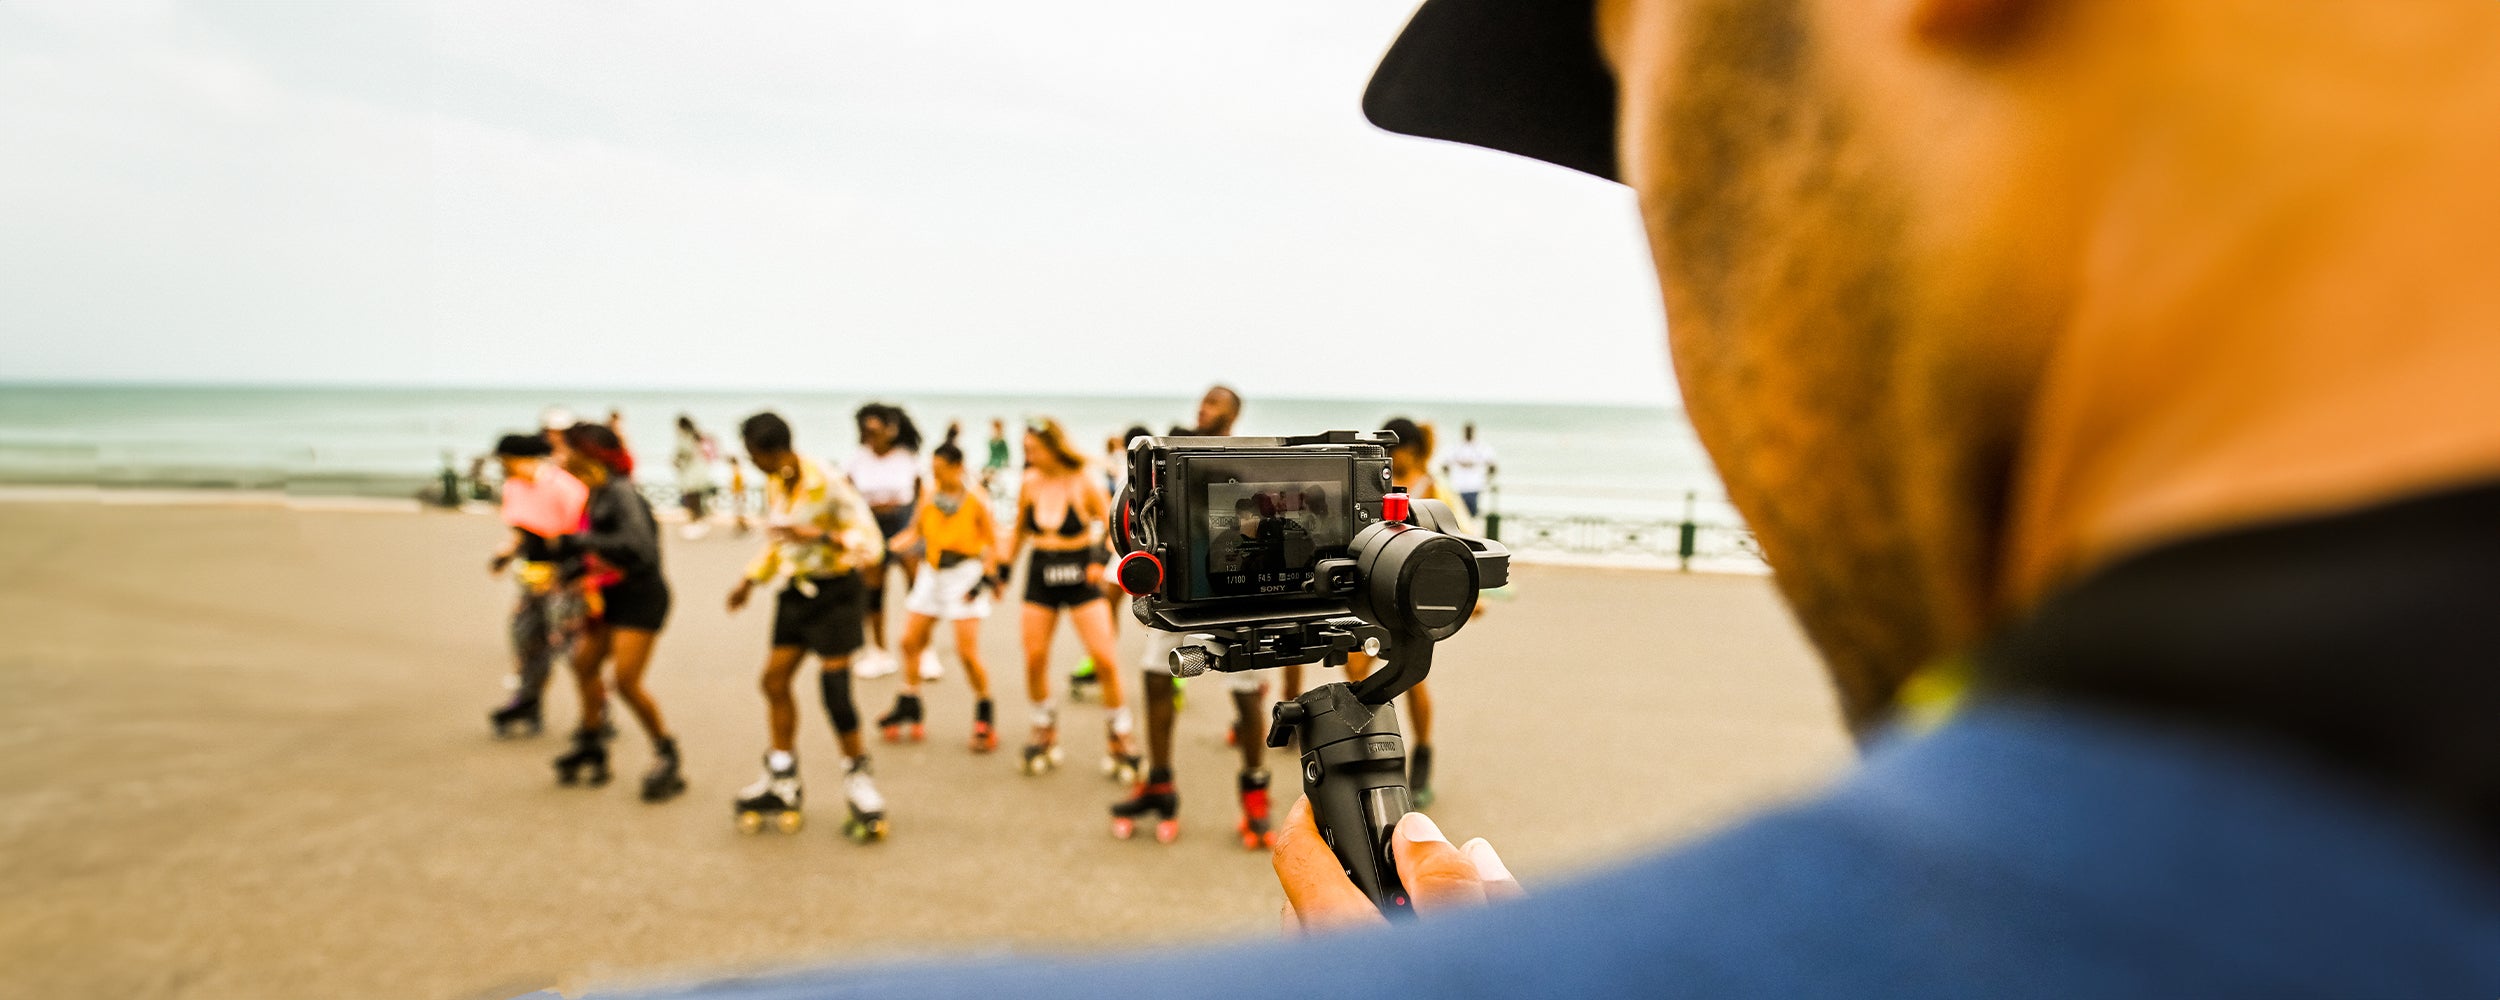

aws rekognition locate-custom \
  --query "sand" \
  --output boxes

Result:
[0,500,1848,999]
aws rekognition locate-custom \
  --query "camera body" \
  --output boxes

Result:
[1111,429,1395,631]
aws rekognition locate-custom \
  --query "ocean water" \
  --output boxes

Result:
[0,384,1745,527]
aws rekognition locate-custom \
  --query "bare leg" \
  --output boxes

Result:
[1231,683,1266,771]
[1282,662,1305,700]
[1020,603,1057,704]
[606,627,671,740]
[759,645,805,753]
[567,625,612,732]
[898,614,939,695]
[952,617,992,699]
[1068,599,1127,709]
[1142,669,1176,771]
[862,566,889,654]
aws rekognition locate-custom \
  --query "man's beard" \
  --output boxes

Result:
[1647,0,2008,734]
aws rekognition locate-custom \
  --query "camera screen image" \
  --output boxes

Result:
[1180,454,1355,600]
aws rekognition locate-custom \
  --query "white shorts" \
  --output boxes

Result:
[903,559,993,621]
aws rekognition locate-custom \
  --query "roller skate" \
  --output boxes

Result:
[733,753,803,834]
[969,698,998,753]
[1020,705,1063,776]
[1236,768,1275,850]
[1103,710,1141,784]
[1068,657,1099,701]
[552,728,611,786]
[488,695,542,738]
[877,692,926,743]
[640,736,686,802]
[1410,744,1436,810]
[1110,766,1180,843]
[840,756,889,843]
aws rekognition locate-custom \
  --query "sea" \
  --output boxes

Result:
[0,383,1747,531]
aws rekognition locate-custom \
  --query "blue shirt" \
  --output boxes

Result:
[609,703,2500,998]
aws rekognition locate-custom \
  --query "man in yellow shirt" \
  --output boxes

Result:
[725,411,893,843]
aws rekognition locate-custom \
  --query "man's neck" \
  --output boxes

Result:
[1997,31,2500,608]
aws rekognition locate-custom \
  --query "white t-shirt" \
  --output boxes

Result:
[1443,439,1496,494]
[847,446,921,508]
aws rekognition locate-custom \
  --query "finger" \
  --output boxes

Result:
[1390,812,1487,914]
[1461,838,1524,903]
[1271,797,1385,932]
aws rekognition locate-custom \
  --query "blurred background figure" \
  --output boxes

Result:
[1010,417,1135,783]
[848,403,926,681]
[876,425,1004,753]
[673,414,721,540]
[484,432,586,738]
[548,423,682,803]
[1441,421,1497,519]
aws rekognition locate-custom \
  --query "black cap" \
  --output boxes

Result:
[1362,0,1619,181]
[494,433,553,458]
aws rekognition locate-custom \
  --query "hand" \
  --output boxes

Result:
[488,552,513,576]
[1084,562,1104,587]
[727,578,755,612]
[1272,798,1521,932]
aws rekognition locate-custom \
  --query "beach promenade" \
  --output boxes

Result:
[0,500,1848,999]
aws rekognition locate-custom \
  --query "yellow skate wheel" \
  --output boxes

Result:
[736,811,764,835]
[776,811,805,834]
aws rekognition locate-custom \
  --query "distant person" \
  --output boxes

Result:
[875,425,1004,751]
[847,403,926,681]
[1009,417,1136,781]
[981,417,1011,499]
[726,411,890,842]
[545,423,682,803]
[1440,421,1497,518]
[598,408,636,476]
[1124,385,1281,849]
[1073,423,1156,696]
[484,432,586,738]
[671,414,719,539]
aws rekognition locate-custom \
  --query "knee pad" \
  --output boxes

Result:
[821,669,861,734]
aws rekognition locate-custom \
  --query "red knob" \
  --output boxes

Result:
[1382,490,1411,523]
[1115,551,1164,596]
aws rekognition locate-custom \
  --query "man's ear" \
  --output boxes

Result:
[1912,0,2047,50]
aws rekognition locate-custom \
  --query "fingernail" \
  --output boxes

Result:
[1462,837,1513,881]
[1397,811,1447,845]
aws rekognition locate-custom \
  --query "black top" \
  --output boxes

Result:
[559,478,663,586]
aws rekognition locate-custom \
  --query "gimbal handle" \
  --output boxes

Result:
[1270,636,1433,918]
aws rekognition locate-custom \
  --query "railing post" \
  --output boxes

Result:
[1677,490,1697,572]
[1484,484,1501,541]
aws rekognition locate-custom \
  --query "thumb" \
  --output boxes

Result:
[1271,797,1387,932]
[1390,812,1487,914]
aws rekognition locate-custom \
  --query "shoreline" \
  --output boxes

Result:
[0,484,1772,575]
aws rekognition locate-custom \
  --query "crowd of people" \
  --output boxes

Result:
[473,387,1495,847]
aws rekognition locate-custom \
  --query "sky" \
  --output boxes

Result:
[0,1,1674,406]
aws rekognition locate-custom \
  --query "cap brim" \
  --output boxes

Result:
[1361,0,1619,181]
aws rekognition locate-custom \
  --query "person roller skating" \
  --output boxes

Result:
[1010,417,1138,778]
[882,428,1005,752]
[484,432,587,739]
[733,750,804,834]
[876,692,926,743]
[1109,765,1179,843]
[841,755,889,842]
[547,422,685,803]
[1022,701,1063,775]
[727,412,892,842]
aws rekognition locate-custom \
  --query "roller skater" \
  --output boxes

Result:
[547,422,683,802]
[1068,659,1099,701]
[884,428,1003,752]
[1021,702,1063,775]
[876,692,926,743]
[641,736,685,802]
[846,402,924,680]
[729,412,892,843]
[841,755,889,842]
[553,727,610,786]
[733,750,804,834]
[1236,768,1275,849]
[484,431,585,739]
[1104,707,1142,784]
[1011,417,1138,777]
[1109,765,1179,843]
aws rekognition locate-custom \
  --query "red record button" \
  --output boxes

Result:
[1115,551,1164,596]
[1382,491,1411,523]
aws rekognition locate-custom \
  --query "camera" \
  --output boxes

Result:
[1109,430,1508,916]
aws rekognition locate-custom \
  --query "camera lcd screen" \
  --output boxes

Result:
[1180,454,1353,600]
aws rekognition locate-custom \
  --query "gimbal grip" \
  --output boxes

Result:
[1280,684,1416,918]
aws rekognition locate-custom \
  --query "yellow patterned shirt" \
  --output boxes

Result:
[745,455,885,584]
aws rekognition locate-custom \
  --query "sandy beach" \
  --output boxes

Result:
[0,500,1848,999]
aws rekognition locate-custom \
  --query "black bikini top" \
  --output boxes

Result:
[1024,497,1086,538]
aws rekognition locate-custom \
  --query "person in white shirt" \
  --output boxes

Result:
[1440,421,1498,518]
[847,403,927,680]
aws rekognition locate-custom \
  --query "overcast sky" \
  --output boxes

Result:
[0,1,1673,405]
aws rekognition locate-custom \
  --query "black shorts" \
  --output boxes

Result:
[773,575,866,658]
[873,507,914,570]
[601,577,672,632]
[1024,549,1100,609]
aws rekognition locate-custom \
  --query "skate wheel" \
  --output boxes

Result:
[880,726,900,743]
[1111,817,1136,840]
[776,811,805,835]
[1155,820,1180,844]
[908,725,925,743]
[736,811,765,834]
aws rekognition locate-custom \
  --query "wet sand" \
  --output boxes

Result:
[0,500,1848,999]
